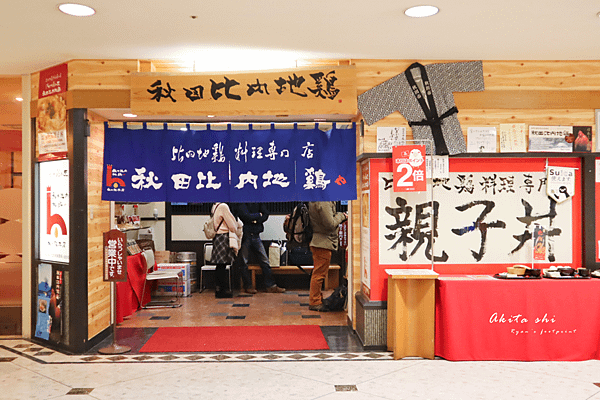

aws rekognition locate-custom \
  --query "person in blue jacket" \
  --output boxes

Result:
[234,203,285,294]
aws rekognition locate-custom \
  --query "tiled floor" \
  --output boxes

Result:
[4,288,600,399]
[118,289,349,328]
[2,338,600,400]
[98,288,363,354]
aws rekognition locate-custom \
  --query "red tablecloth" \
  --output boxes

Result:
[115,253,152,324]
[435,278,600,361]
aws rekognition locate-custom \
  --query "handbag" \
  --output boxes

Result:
[287,246,313,266]
[203,203,223,239]
[229,217,244,254]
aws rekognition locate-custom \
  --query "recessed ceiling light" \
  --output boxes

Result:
[405,5,439,18]
[15,97,23,102]
[58,3,96,17]
[207,115,215,118]
[123,113,137,118]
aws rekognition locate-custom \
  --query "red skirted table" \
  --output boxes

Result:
[435,277,600,361]
[115,253,152,324]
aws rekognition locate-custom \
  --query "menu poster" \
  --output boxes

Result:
[37,63,68,162]
[499,123,527,153]
[467,127,497,153]
[572,126,592,152]
[377,127,406,153]
[528,126,573,153]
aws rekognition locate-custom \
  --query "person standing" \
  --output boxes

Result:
[307,201,347,312]
[234,203,285,294]
[210,202,238,298]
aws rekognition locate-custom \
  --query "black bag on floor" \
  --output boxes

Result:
[323,284,348,311]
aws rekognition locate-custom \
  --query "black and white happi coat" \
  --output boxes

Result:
[357,61,484,155]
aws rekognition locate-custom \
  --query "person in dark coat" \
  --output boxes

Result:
[234,203,285,294]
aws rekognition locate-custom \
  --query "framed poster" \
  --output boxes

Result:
[39,160,69,263]
[366,157,582,301]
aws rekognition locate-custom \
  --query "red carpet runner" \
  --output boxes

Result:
[139,325,329,353]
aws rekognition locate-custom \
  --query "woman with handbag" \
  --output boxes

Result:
[210,202,239,298]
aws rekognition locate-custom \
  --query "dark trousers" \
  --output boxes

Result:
[215,264,229,291]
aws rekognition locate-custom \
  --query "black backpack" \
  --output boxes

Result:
[285,202,313,247]
[323,284,348,311]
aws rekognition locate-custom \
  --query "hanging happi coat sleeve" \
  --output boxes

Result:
[428,61,485,94]
[357,74,407,126]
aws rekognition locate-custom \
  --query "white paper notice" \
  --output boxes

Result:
[528,126,572,153]
[377,127,406,153]
[467,127,497,153]
[499,123,527,153]
[596,160,600,182]
[426,155,449,179]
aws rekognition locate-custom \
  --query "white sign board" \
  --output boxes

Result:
[377,170,573,265]
[39,160,69,263]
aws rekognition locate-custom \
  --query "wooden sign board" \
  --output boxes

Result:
[130,66,357,117]
[103,229,127,282]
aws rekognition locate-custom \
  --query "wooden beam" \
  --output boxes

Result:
[65,90,130,109]
[455,90,600,110]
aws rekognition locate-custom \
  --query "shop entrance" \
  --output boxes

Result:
[103,151,357,353]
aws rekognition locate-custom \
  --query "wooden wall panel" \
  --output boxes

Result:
[87,111,110,340]
[68,60,139,91]
[353,60,600,93]
[360,109,595,154]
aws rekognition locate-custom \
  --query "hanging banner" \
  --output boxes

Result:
[392,145,427,192]
[295,124,357,201]
[229,125,295,202]
[130,67,356,117]
[168,126,230,203]
[37,63,68,161]
[547,166,575,203]
[533,225,547,261]
[102,122,356,202]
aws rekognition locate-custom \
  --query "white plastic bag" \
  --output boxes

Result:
[269,242,281,267]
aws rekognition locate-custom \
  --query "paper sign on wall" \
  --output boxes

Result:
[377,127,406,153]
[392,145,426,192]
[547,166,575,203]
[467,127,497,153]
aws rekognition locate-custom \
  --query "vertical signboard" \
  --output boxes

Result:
[39,159,69,263]
[37,63,68,161]
[392,145,427,192]
[359,159,371,295]
[103,229,127,282]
